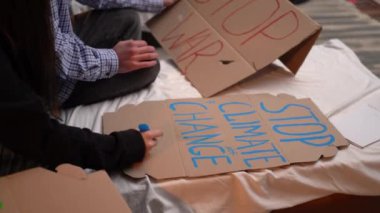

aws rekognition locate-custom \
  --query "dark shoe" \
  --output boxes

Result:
[290,0,309,5]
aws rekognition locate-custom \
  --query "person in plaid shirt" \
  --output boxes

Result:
[52,0,177,108]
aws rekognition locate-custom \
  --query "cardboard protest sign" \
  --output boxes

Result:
[0,164,132,213]
[147,0,321,97]
[103,94,348,180]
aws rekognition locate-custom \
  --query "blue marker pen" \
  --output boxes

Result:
[138,123,150,132]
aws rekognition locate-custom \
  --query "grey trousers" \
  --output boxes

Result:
[62,8,160,108]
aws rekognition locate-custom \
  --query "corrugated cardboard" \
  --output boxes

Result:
[103,94,348,180]
[147,0,321,97]
[0,164,131,213]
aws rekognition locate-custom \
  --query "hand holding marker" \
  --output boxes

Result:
[138,123,163,151]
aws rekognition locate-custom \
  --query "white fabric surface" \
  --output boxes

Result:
[61,39,380,212]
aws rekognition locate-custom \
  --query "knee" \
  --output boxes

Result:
[112,8,141,33]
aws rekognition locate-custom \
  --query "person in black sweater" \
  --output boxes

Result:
[0,0,162,175]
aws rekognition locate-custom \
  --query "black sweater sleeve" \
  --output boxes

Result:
[0,45,146,171]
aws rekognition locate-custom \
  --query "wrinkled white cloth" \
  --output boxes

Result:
[61,39,380,213]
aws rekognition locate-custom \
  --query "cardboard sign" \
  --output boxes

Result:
[103,94,348,180]
[147,0,321,97]
[0,164,131,213]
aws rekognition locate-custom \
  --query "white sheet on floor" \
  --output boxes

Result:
[61,39,380,213]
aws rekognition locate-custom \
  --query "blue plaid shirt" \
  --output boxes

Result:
[51,0,164,103]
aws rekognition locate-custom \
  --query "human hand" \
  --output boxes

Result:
[113,40,159,73]
[163,0,178,7]
[141,129,163,151]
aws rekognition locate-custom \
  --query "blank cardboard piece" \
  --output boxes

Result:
[103,94,347,180]
[147,0,321,97]
[0,164,131,213]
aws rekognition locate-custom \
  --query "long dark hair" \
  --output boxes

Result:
[0,0,57,110]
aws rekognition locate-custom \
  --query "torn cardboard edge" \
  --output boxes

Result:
[0,164,131,213]
[147,0,322,97]
[103,94,348,180]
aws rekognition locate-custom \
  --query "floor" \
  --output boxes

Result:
[354,0,380,21]
[275,194,380,213]
[298,0,380,77]
[277,2,380,210]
